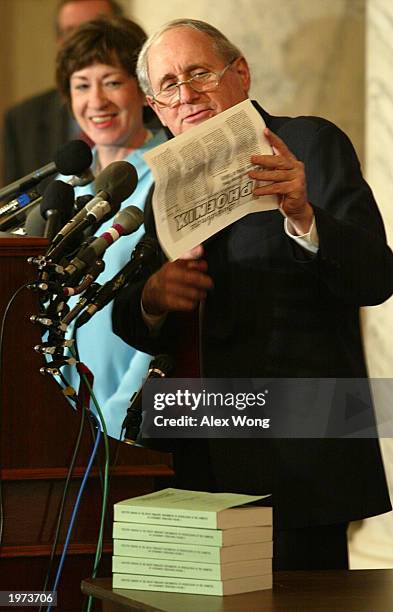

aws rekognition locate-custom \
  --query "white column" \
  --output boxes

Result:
[349,0,393,569]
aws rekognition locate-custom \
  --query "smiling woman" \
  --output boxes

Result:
[70,63,147,165]
[57,16,153,169]
[50,16,166,438]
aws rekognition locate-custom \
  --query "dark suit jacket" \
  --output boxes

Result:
[3,88,70,183]
[112,103,393,529]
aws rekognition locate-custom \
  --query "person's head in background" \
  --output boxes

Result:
[56,16,149,170]
[137,18,250,137]
[56,0,125,43]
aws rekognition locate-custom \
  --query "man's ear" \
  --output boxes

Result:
[233,56,251,95]
[146,96,167,127]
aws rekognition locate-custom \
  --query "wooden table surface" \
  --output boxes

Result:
[82,569,393,611]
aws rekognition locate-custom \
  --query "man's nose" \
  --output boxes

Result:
[178,82,200,103]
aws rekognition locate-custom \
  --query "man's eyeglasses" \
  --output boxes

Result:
[150,59,238,108]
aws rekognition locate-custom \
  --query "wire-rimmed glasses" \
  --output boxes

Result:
[150,60,237,108]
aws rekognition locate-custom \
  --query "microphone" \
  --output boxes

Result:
[122,354,174,444]
[40,181,75,240]
[62,205,144,284]
[0,169,93,223]
[79,160,138,212]
[0,139,92,201]
[46,160,138,258]
[0,188,40,219]
[0,141,93,233]
[74,194,94,211]
[25,194,95,238]
[75,235,159,328]
[67,168,94,188]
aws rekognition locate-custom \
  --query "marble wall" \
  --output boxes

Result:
[363,0,393,356]
[348,0,393,569]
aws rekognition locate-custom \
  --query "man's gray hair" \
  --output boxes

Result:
[137,18,243,95]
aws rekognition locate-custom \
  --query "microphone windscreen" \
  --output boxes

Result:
[69,168,95,187]
[25,205,45,236]
[94,161,138,207]
[113,205,144,234]
[54,139,93,176]
[40,180,75,221]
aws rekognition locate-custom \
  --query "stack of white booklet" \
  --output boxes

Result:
[112,488,273,596]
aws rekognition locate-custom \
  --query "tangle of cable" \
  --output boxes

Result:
[46,411,102,612]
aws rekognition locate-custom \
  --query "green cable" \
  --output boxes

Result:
[68,346,110,612]
[81,372,109,612]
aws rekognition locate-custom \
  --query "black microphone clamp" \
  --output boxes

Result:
[122,354,173,444]
[74,235,159,329]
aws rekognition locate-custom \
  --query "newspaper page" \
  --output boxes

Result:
[143,99,278,260]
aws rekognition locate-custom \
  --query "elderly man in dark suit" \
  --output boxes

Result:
[2,0,124,183]
[112,18,393,570]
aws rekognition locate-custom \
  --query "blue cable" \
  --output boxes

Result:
[46,413,101,612]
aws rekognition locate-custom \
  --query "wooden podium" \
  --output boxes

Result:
[0,237,173,611]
